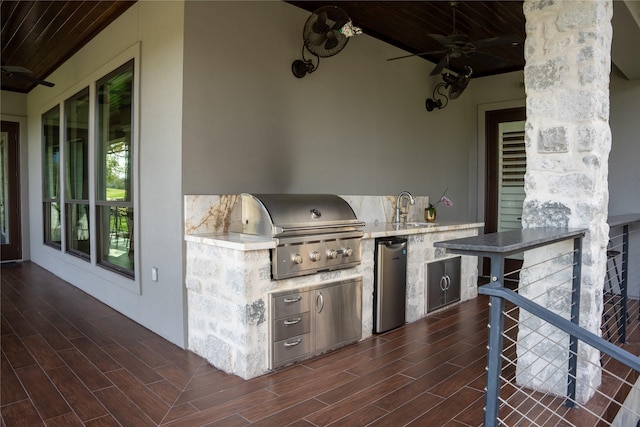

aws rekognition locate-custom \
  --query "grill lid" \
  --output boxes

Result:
[229,193,364,237]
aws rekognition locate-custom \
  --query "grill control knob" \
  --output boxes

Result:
[309,251,321,262]
[326,249,337,259]
[291,254,303,265]
[342,247,353,257]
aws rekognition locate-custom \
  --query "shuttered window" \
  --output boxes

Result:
[497,121,526,233]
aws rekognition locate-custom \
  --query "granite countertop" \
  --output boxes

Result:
[361,221,484,239]
[185,221,484,251]
[607,214,640,228]
[185,233,276,250]
[434,227,587,257]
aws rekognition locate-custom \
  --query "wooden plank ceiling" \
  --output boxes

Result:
[288,1,526,78]
[1,1,525,94]
[1,0,136,93]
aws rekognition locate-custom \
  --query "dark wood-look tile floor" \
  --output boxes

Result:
[1,262,490,426]
[2,262,638,426]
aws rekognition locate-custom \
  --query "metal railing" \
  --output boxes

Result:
[435,226,640,426]
[605,216,640,344]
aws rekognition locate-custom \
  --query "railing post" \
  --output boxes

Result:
[566,235,582,407]
[484,255,505,427]
[620,224,629,342]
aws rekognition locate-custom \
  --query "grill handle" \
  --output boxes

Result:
[274,223,365,236]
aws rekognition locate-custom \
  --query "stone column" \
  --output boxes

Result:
[517,0,612,403]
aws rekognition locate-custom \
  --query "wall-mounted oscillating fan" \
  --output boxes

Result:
[426,66,473,112]
[1,65,55,87]
[292,6,361,78]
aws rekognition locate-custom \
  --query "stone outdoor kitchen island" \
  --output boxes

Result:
[184,195,482,379]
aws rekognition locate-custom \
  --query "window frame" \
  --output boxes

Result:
[95,59,135,278]
[37,44,140,292]
[42,105,62,249]
[64,87,91,260]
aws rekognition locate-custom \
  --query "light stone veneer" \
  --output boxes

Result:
[185,194,481,379]
[519,0,612,403]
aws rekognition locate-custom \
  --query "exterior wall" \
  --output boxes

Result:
[181,1,527,224]
[24,2,187,346]
[609,68,640,298]
[1,91,27,116]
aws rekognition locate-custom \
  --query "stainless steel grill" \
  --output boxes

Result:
[229,193,365,279]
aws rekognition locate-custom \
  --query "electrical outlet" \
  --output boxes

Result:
[151,267,158,282]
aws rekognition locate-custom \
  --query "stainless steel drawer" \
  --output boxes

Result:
[273,312,310,342]
[273,334,310,366]
[272,291,310,319]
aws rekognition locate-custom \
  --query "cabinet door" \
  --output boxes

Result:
[314,279,362,353]
[427,262,446,312]
[444,257,461,305]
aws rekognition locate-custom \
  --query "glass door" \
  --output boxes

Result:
[1,121,21,261]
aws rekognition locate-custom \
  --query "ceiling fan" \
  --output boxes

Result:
[1,64,55,87]
[387,1,521,76]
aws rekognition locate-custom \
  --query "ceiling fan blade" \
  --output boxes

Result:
[427,34,456,46]
[474,35,521,49]
[430,55,449,76]
[1,65,33,74]
[387,49,448,62]
[3,71,54,87]
[467,50,510,67]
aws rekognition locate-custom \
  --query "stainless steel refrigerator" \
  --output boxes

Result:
[373,237,407,333]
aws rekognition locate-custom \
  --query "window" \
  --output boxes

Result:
[42,106,61,248]
[40,57,136,280]
[96,60,134,276]
[65,88,91,259]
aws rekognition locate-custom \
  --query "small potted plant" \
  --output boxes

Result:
[425,188,453,222]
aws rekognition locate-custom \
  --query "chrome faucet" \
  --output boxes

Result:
[395,191,415,223]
